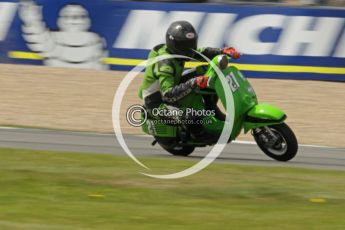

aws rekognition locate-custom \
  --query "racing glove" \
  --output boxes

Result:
[223,47,241,59]
[196,76,209,89]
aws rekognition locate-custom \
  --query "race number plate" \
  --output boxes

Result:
[225,72,240,92]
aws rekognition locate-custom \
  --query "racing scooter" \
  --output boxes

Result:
[141,55,298,162]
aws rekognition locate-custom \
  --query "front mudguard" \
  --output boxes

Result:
[243,103,287,133]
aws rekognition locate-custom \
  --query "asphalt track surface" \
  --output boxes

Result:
[0,127,344,170]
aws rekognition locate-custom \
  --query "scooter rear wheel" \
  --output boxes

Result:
[156,137,195,156]
[161,145,195,156]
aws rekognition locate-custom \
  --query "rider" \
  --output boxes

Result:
[138,20,240,140]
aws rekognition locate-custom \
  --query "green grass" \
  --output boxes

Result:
[0,148,344,230]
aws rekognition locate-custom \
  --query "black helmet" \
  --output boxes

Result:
[166,21,198,57]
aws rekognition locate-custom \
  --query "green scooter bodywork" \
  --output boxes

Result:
[244,103,286,133]
[141,55,287,144]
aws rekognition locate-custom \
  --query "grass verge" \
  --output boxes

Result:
[0,148,344,230]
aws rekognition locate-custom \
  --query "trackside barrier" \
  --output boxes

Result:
[0,0,344,80]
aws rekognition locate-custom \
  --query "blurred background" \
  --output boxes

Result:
[132,0,345,6]
[0,0,344,230]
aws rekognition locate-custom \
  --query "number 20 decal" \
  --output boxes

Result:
[225,72,240,93]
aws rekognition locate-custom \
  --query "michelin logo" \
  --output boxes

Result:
[114,10,345,58]
[0,2,17,41]
[19,0,108,69]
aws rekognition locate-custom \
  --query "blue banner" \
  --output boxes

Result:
[0,0,344,80]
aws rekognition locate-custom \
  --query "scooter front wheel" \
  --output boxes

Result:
[253,123,298,162]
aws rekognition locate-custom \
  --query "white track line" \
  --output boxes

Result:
[136,134,334,149]
[232,140,256,145]
[232,140,334,149]
[0,126,20,130]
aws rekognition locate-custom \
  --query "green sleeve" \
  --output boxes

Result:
[154,60,197,103]
[154,60,176,95]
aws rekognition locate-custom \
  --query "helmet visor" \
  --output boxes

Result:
[174,37,197,57]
